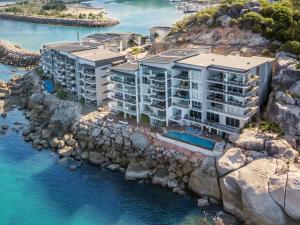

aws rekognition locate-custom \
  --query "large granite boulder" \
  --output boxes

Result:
[188,157,221,200]
[152,168,169,187]
[216,147,246,176]
[28,93,44,109]
[229,129,265,151]
[220,158,299,225]
[269,164,300,222]
[265,139,298,160]
[131,132,150,150]
[125,161,151,181]
[88,152,105,165]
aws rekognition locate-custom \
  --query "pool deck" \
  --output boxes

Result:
[156,133,224,157]
[87,109,225,157]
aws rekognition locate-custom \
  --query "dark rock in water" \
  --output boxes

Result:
[0,112,7,117]
[69,164,78,171]
[1,124,9,130]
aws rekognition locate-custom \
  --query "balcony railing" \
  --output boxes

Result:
[173,74,189,80]
[207,75,259,87]
[150,84,165,91]
[184,115,240,134]
[173,101,189,108]
[150,94,165,101]
[150,103,165,110]
[173,84,189,90]
[173,93,189,100]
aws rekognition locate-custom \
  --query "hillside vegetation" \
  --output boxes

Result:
[172,0,300,57]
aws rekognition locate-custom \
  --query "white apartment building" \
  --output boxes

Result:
[109,49,274,136]
[109,62,140,121]
[40,42,125,106]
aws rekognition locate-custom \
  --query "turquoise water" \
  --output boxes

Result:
[0,0,183,51]
[164,131,216,150]
[0,109,223,225]
[0,64,28,81]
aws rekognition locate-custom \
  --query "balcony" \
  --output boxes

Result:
[111,77,135,86]
[173,74,189,80]
[173,100,189,109]
[173,93,189,100]
[124,97,136,105]
[82,78,96,84]
[150,94,165,101]
[84,86,96,93]
[111,94,123,101]
[169,115,182,122]
[173,83,189,90]
[207,75,259,88]
[150,102,165,110]
[85,93,97,101]
[149,75,165,82]
[149,113,166,121]
[150,84,165,91]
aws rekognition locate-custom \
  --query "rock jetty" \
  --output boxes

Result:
[0,13,120,28]
[0,40,40,67]
[1,69,300,225]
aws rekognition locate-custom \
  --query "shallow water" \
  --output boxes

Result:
[0,64,28,81]
[0,109,223,225]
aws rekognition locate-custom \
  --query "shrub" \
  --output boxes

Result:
[282,40,300,55]
[259,120,282,134]
[56,87,67,99]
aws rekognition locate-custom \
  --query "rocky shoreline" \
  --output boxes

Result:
[0,40,40,67]
[0,61,300,225]
[0,13,120,28]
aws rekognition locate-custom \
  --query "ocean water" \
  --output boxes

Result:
[0,64,28,81]
[0,0,184,51]
[0,109,223,225]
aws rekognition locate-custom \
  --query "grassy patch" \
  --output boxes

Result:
[259,120,283,134]
[141,114,150,124]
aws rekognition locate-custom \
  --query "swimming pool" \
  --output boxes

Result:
[164,131,216,150]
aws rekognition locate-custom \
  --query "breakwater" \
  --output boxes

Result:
[0,13,120,27]
[0,40,39,67]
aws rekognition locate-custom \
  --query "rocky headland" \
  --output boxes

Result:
[0,53,300,225]
[0,40,40,67]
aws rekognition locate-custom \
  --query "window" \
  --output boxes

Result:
[192,101,201,109]
[226,117,240,128]
[191,82,198,89]
[207,112,219,123]
[190,110,201,119]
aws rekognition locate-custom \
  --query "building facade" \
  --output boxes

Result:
[109,50,274,135]
[40,42,125,106]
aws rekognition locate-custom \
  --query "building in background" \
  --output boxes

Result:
[40,41,125,106]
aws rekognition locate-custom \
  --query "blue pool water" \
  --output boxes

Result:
[164,131,216,150]
[0,110,224,225]
[43,79,55,93]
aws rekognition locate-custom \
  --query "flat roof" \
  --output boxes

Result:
[140,49,199,64]
[71,49,124,62]
[112,62,139,72]
[84,33,122,42]
[44,42,98,53]
[177,53,275,71]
